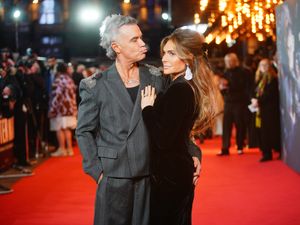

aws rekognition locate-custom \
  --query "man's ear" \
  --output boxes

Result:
[111,42,120,54]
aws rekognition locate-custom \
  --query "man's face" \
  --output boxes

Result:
[224,55,238,69]
[113,24,147,63]
[47,58,56,68]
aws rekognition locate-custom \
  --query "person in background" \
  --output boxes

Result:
[0,62,31,169]
[141,28,218,225]
[72,64,85,106]
[218,53,253,156]
[44,56,57,100]
[67,62,74,75]
[250,58,281,162]
[49,63,77,157]
[44,56,58,150]
[212,73,224,137]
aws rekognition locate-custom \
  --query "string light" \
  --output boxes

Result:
[200,0,209,11]
[203,0,285,44]
[219,0,227,12]
[194,13,200,24]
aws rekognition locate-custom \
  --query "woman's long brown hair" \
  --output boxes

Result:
[160,28,219,134]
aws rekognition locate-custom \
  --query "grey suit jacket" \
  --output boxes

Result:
[76,63,165,182]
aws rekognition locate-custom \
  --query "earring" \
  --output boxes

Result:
[184,64,193,80]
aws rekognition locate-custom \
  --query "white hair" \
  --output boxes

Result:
[99,14,137,60]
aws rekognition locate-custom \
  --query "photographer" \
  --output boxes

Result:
[0,64,27,168]
[0,85,16,118]
[15,57,47,161]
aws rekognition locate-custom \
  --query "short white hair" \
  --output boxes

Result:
[224,53,240,68]
[99,14,137,60]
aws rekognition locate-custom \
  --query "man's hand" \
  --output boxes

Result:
[219,78,229,90]
[192,156,201,186]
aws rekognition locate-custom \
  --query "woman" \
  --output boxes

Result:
[141,29,218,225]
[251,58,281,162]
[49,63,77,157]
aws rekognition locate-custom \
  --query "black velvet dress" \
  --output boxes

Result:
[142,75,197,225]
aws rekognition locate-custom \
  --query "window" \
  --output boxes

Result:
[42,36,63,45]
[39,0,59,24]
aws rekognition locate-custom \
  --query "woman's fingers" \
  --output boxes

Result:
[147,85,151,96]
[151,87,155,96]
[141,85,156,98]
[141,89,145,97]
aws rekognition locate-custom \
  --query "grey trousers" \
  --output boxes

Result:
[94,176,150,225]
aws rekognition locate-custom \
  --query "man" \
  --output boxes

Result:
[76,15,201,225]
[43,56,58,150]
[218,53,253,156]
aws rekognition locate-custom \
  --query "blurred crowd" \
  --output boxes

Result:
[0,46,282,168]
[0,47,109,168]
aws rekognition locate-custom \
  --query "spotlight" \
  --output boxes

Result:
[13,9,21,19]
[78,6,101,24]
[162,13,169,21]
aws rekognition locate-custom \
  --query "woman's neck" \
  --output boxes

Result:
[171,71,185,81]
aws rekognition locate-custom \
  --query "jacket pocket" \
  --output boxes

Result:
[97,146,118,159]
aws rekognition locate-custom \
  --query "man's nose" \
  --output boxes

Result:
[139,38,146,46]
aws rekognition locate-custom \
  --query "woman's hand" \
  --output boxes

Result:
[251,98,258,107]
[192,156,201,186]
[141,85,156,109]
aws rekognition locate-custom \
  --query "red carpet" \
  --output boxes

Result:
[1,137,300,225]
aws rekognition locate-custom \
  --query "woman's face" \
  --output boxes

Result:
[259,59,270,73]
[161,40,186,75]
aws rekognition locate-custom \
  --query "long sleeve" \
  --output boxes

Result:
[188,141,202,162]
[142,82,195,151]
[258,78,279,105]
[75,80,102,183]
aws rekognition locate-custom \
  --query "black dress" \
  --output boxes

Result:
[142,75,197,225]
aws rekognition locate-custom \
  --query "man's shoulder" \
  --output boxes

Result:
[81,72,103,89]
[140,63,162,77]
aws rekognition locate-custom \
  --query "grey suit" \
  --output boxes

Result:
[76,63,164,225]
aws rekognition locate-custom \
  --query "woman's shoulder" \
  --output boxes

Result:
[169,79,193,94]
[165,79,194,102]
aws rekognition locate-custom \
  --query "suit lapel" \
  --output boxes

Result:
[128,66,152,136]
[104,64,133,117]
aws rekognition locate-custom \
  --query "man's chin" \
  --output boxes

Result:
[138,53,146,61]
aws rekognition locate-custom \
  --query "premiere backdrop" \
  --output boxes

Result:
[276,0,300,173]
